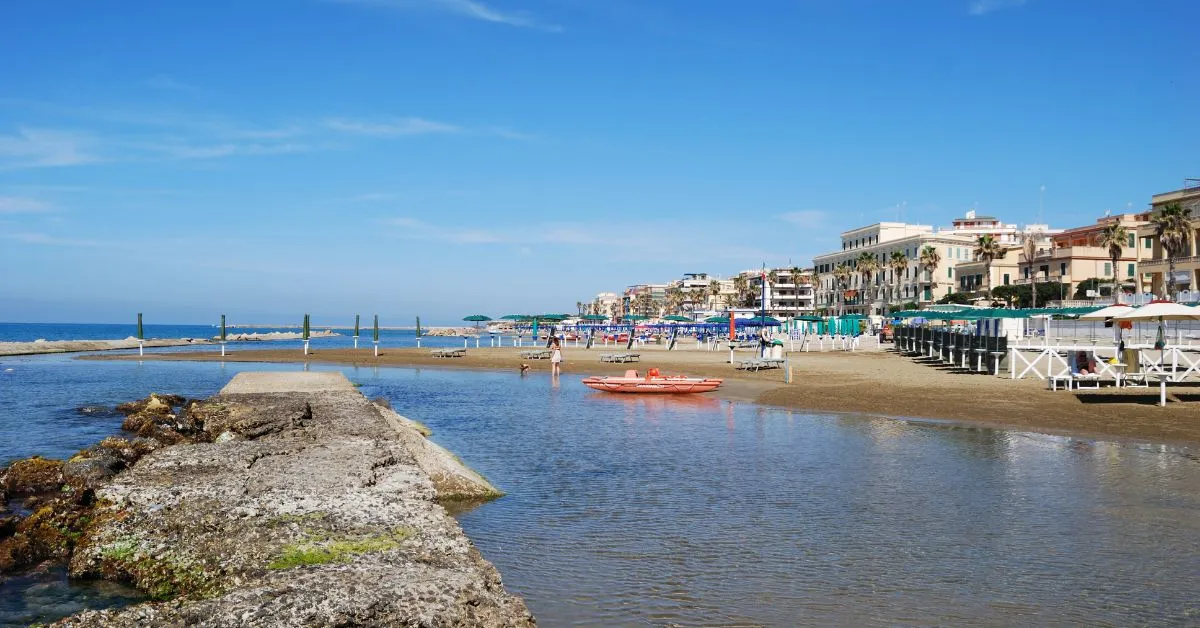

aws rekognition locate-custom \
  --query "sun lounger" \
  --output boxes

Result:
[520,349,553,359]
[600,353,640,363]
[1048,372,1101,390]
[735,358,785,372]
[431,348,466,358]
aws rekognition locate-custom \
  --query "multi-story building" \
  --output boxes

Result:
[590,292,621,319]
[812,211,1057,315]
[953,248,1022,299]
[741,267,814,318]
[621,283,667,317]
[1014,213,1150,299]
[1135,181,1200,299]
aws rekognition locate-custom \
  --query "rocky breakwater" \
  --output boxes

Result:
[0,372,532,627]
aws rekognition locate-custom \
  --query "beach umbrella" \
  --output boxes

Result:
[220,314,226,342]
[500,314,527,320]
[537,314,568,321]
[415,316,422,338]
[136,313,144,340]
[580,314,607,321]
[663,315,692,322]
[354,314,360,338]
[303,314,310,341]
[705,316,729,323]
[1114,301,1200,322]
[373,314,379,342]
[1079,304,1134,321]
[738,316,782,327]
[624,314,648,322]
[463,315,492,322]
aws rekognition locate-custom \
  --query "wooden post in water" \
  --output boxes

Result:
[303,314,310,355]
[354,314,360,350]
[137,313,144,356]
[373,314,379,357]
[220,314,227,357]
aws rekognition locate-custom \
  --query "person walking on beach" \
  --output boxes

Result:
[548,331,563,376]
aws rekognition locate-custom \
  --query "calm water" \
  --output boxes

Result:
[2,356,1199,626]
[0,322,488,350]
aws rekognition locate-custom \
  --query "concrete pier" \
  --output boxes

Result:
[56,372,531,627]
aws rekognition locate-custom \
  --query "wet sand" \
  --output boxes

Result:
[89,345,1200,446]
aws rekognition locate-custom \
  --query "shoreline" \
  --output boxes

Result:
[0,332,338,357]
[88,345,1200,446]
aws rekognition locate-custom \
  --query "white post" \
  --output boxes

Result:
[303,340,309,355]
[416,338,421,348]
[729,344,735,364]
[373,341,379,357]
[220,342,226,357]
[464,338,469,348]
[353,336,359,349]
[476,337,481,348]
[138,341,144,356]
[1160,376,1167,406]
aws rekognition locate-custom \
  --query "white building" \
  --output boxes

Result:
[740,268,814,318]
[811,211,1060,315]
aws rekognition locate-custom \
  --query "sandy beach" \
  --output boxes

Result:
[90,345,1200,446]
[0,338,211,357]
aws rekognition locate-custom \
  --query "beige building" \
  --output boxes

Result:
[954,249,1022,299]
[1014,213,1150,299]
[741,267,815,318]
[812,210,1058,315]
[1135,182,1200,299]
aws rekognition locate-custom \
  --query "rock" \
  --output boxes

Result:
[372,403,501,501]
[63,456,120,492]
[0,456,64,496]
[116,394,186,417]
[54,373,532,626]
[0,515,18,538]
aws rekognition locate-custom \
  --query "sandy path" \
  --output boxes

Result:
[88,345,1200,446]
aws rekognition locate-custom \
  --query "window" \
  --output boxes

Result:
[1104,262,1111,276]
[1059,262,1067,276]
[947,268,952,279]
[1127,263,1135,277]
[1003,273,1010,285]
[1127,233,1135,249]
[1144,237,1153,249]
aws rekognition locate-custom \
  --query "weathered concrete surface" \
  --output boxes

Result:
[55,372,533,627]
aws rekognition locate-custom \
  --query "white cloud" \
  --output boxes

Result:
[383,217,781,264]
[0,196,52,214]
[0,128,98,168]
[778,210,831,230]
[146,74,202,93]
[3,231,116,247]
[968,0,1027,16]
[325,117,462,137]
[334,0,562,32]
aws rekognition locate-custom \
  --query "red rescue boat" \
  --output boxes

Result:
[582,369,723,394]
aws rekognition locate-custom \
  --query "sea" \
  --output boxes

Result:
[2,323,1199,626]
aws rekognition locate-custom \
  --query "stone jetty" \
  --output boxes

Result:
[6,372,532,626]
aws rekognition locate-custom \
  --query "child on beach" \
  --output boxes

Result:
[548,333,563,376]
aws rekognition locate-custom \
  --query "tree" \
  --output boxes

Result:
[576,301,584,316]
[1021,230,1042,308]
[1097,221,1129,303]
[633,292,654,317]
[1151,202,1193,300]
[993,282,1066,309]
[973,234,1006,297]
[1073,277,1112,300]
[918,245,941,302]
[888,251,908,314]
[664,286,685,315]
[854,252,879,313]
[732,275,751,308]
[788,265,805,315]
[833,263,852,316]
[937,292,972,305]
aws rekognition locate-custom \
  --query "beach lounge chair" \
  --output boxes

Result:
[600,353,640,363]
[520,349,552,359]
[431,348,466,358]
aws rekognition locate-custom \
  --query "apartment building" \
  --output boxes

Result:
[741,267,815,318]
[811,211,1057,315]
[1135,181,1200,299]
[1014,213,1150,298]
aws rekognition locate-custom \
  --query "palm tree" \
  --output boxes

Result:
[732,275,754,308]
[708,279,722,311]
[1021,230,1042,308]
[664,286,684,315]
[855,252,879,313]
[888,251,908,313]
[973,234,1006,298]
[1151,202,1193,300]
[918,245,940,303]
[1097,221,1129,303]
[833,263,851,316]
[634,292,654,317]
[722,293,737,310]
[576,301,584,316]
[788,265,804,315]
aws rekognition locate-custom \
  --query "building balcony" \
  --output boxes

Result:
[1138,255,1200,272]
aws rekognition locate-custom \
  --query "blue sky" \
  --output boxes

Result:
[1,0,1197,324]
